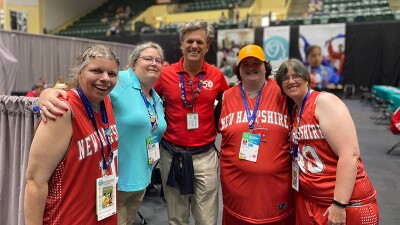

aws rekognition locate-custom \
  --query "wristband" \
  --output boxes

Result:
[332,199,348,208]
[29,99,41,118]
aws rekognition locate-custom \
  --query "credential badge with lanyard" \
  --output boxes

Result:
[238,82,265,163]
[140,89,160,165]
[291,90,311,192]
[76,88,116,220]
[180,72,204,130]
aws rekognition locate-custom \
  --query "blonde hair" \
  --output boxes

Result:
[67,44,119,89]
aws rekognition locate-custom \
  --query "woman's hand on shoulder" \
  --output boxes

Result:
[39,88,69,122]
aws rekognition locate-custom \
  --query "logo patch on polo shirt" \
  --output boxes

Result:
[202,80,213,90]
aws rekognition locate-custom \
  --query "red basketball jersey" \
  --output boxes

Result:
[219,80,295,223]
[293,91,376,206]
[43,90,118,225]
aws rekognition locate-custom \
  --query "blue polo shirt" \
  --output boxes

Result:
[110,67,167,192]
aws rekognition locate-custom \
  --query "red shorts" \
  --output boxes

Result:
[222,207,295,225]
[295,192,379,225]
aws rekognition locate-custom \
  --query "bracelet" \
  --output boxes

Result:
[29,99,41,118]
[332,199,348,208]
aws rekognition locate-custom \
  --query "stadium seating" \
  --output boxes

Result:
[55,0,400,38]
[57,0,152,38]
[274,0,396,26]
[186,0,242,12]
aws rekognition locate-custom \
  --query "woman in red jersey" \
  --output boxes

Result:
[275,58,379,225]
[218,44,295,224]
[24,45,119,225]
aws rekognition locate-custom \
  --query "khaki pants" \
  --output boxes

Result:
[160,145,219,225]
[117,189,146,225]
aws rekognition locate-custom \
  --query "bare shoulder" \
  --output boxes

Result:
[316,92,345,107]
[315,92,349,117]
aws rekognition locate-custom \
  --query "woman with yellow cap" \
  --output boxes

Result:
[217,44,294,224]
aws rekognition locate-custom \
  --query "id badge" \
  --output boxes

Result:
[252,127,268,142]
[291,161,300,192]
[96,175,117,221]
[187,113,199,130]
[146,135,160,164]
[238,132,261,162]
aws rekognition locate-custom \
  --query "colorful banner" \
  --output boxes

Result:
[216,28,255,68]
[299,23,346,74]
[263,26,290,70]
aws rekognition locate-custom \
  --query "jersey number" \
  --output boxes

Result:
[298,145,324,174]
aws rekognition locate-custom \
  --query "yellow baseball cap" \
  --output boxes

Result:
[238,44,266,64]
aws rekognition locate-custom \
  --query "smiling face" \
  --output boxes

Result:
[239,57,266,84]
[281,66,309,101]
[180,29,210,63]
[78,57,118,104]
[132,47,162,87]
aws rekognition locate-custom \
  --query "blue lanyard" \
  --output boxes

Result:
[140,89,158,133]
[76,88,113,171]
[179,72,204,112]
[239,82,265,131]
[292,90,311,159]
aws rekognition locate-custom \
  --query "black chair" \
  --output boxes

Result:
[387,140,400,155]
[359,86,372,104]
[343,84,355,99]
[137,211,147,224]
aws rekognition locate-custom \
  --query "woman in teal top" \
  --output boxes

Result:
[110,42,167,225]
[37,42,167,225]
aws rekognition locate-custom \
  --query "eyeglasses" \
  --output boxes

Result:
[281,74,302,83]
[138,56,162,65]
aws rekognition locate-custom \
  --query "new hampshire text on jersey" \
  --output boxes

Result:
[220,110,288,130]
[297,124,325,140]
[77,124,118,160]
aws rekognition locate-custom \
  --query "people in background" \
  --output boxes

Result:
[307,0,323,16]
[326,34,345,76]
[36,42,168,225]
[299,34,330,67]
[54,76,67,89]
[100,12,109,23]
[106,20,122,36]
[24,44,119,224]
[124,6,132,18]
[220,57,237,87]
[234,3,240,24]
[306,45,340,90]
[154,19,229,225]
[26,82,44,97]
[217,44,294,224]
[275,58,379,225]
[219,11,227,24]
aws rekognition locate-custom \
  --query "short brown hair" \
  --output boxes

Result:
[275,58,310,91]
